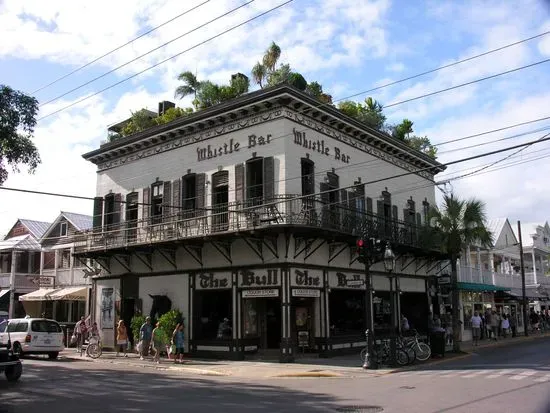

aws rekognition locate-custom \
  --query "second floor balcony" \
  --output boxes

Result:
[74,194,437,257]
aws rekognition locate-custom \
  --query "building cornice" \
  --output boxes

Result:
[85,85,445,176]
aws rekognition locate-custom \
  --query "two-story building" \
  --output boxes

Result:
[18,212,93,323]
[0,219,51,318]
[74,84,447,361]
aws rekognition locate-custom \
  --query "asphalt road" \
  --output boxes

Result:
[1,337,550,413]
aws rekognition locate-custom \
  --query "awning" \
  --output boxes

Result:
[502,287,549,301]
[49,286,88,301]
[18,288,59,302]
[457,282,510,292]
[0,289,10,299]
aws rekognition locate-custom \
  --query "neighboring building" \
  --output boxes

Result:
[0,219,51,318]
[18,212,93,323]
[74,84,447,360]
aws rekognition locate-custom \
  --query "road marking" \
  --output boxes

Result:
[534,374,550,382]
[486,369,510,378]
[461,370,486,378]
[510,370,537,380]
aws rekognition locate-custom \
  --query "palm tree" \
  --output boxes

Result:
[262,41,281,72]
[174,71,202,107]
[429,193,492,352]
[251,62,266,88]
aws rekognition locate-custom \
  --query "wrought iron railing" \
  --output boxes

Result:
[74,194,427,253]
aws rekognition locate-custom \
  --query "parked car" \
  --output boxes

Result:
[0,317,64,359]
[0,321,22,382]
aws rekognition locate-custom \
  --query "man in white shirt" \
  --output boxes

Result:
[471,311,482,346]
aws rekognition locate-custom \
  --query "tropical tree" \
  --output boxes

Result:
[0,85,40,185]
[251,62,267,88]
[174,71,202,108]
[155,107,194,125]
[428,194,492,352]
[121,109,157,137]
[251,42,282,88]
[262,41,281,72]
[306,81,333,104]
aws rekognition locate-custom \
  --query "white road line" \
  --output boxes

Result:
[486,369,511,378]
[461,370,487,378]
[510,370,537,380]
[534,374,550,382]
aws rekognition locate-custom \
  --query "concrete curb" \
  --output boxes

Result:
[273,371,344,378]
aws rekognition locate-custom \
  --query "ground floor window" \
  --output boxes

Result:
[194,290,232,340]
[242,297,281,349]
[400,292,429,332]
[329,290,364,336]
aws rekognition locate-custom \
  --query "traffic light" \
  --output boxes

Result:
[357,238,367,263]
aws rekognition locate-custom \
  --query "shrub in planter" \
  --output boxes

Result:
[130,315,146,343]
[157,309,184,357]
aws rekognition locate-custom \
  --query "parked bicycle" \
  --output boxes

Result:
[360,338,410,367]
[398,329,431,362]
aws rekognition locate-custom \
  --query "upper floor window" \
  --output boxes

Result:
[60,222,68,237]
[151,182,164,223]
[246,157,264,201]
[301,158,315,196]
[182,174,197,211]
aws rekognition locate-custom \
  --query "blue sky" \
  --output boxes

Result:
[1,0,550,235]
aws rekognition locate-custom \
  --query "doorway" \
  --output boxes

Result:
[212,171,229,232]
[292,297,315,352]
[243,297,281,350]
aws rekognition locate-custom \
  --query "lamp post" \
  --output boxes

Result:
[384,244,397,365]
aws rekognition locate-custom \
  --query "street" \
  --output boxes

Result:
[1,338,550,413]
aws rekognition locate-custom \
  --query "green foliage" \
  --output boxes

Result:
[230,74,250,96]
[0,85,40,184]
[130,315,146,342]
[174,71,202,108]
[306,81,333,104]
[157,309,184,344]
[121,109,156,137]
[155,107,193,125]
[287,73,308,91]
[429,193,493,255]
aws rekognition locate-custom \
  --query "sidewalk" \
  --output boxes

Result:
[59,332,550,379]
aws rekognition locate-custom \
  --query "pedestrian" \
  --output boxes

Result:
[501,314,510,338]
[509,312,517,337]
[491,311,500,341]
[401,314,410,333]
[74,316,88,355]
[151,322,163,364]
[470,311,482,346]
[172,323,185,364]
[116,320,128,357]
[484,309,492,339]
[139,316,153,360]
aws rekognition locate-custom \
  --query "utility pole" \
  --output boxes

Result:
[517,220,529,337]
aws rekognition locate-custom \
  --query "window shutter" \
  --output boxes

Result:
[235,163,245,204]
[196,173,206,216]
[320,182,330,226]
[376,200,384,217]
[163,181,172,219]
[416,212,422,227]
[340,189,348,208]
[263,156,275,201]
[392,205,398,221]
[366,197,373,215]
[172,179,181,218]
[92,197,103,232]
[113,193,122,225]
[142,187,150,223]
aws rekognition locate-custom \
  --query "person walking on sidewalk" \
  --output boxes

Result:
[116,320,128,357]
[172,323,185,364]
[501,314,510,338]
[151,322,163,364]
[139,316,153,360]
[491,311,500,341]
[471,311,482,346]
[75,316,88,355]
[484,309,492,340]
[509,313,517,337]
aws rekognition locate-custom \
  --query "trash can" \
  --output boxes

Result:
[429,331,445,357]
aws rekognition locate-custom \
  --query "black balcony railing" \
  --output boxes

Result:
[74,194,427,253]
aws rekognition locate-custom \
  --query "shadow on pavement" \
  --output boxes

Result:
[0,362,348,413]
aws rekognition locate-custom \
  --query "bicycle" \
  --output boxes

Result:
[400,330,431,361]
[360,339,410,367]
[86,335,102,359]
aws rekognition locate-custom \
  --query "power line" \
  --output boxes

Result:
[39,0,254,107]
[433,115,550,147]
[383,57,550,109]
[30,0,211,95]
[3,132,550,212]
[37,0,293,121]
[329,30,550,107]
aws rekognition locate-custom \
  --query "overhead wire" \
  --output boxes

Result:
[30,0,212,95]
[39,0,255,107]
[37,0,294,121]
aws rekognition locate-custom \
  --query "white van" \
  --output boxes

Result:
[0,318,64,359]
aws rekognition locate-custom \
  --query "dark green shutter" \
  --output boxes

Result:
[196,173,206,216]
[235,163,245,204]
[92,197,103,232]
[172,179,181,218]
[263,156,275,201]
[142,187,150,224]
[163,181,172,220]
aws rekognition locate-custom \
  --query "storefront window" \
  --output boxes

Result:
[329,290,364,336]
[463,304,473,328]
[243,299,259,337]
[194,290,232,340]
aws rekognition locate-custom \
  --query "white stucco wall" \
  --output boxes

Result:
[95,278,120,348]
